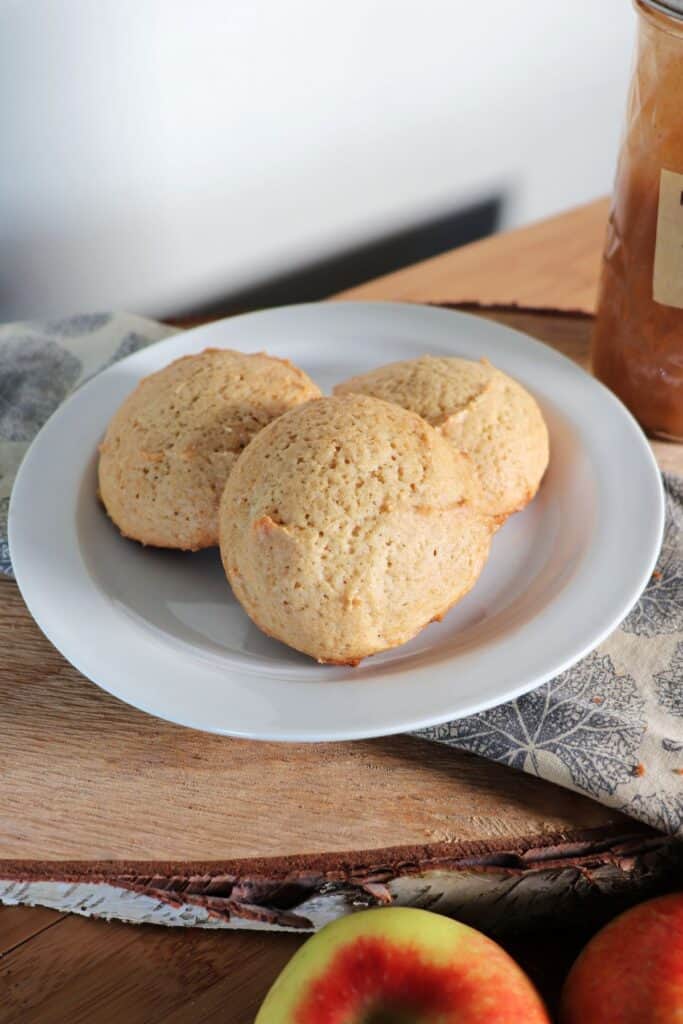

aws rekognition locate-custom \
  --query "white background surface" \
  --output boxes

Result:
[0,1,634,318]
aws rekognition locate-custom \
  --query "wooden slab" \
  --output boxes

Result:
[0,316,655,868]
[3,203,681,933]
[1,598,623,863]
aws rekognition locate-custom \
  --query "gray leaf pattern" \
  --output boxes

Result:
[625,792,683,835]
[655,641,683,718]
[623,476,683,637]
[418,652,645,798]
[93,332,152,374]
[78,331,154,386]
[0,496,10,577]
[0,336,82,441]
[43,313,112,337]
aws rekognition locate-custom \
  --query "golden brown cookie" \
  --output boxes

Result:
[335,356,549,523]
[98,348,320,550]
[219,394,492,664]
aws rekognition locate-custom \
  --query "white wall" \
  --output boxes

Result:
[0,0,634,320]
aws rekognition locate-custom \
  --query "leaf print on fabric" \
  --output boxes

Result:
[97,332,153,373]
[0,336,82,442]
[655,641,683,718]
[43,313,111,337]
[0,496,10,577]
[624,476,683,637]
[418,652,645,798]
[78,332,156,388]
[625,792,683,835]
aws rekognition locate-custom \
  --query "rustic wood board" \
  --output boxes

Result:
[2,311,679,929]
[0,317,656,869]
[0,629,623,862]
[3,204,681,934]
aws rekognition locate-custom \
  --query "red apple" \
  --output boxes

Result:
[256,907,550,1023]
[561,892,683,1023]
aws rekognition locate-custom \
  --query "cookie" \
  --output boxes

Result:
[335,356,549,523]
[219,394,492,664]
[98,348,320,550]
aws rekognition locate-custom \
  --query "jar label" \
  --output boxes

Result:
[653,168,683,309]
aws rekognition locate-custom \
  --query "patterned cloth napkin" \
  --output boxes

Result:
[2,313,681,834]
[416,476,683,835]
[0,313,178,575]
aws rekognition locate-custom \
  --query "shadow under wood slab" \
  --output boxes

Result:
[2,301,682,932]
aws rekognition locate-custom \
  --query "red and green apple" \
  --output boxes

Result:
[561,892,683,1023]
[256,906,549,1023]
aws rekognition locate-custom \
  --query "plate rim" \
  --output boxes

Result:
[9,301,665,741]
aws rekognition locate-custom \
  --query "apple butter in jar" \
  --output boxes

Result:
[592,0,683,440]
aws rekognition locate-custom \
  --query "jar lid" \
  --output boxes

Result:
[640,0,683,18]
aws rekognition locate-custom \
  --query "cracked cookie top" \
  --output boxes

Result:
[219,394,492,664]
[335,356,549,524]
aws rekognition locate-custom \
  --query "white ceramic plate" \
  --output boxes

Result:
[9,302,664,741]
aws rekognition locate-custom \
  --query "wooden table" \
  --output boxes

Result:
[2,199,681,1023]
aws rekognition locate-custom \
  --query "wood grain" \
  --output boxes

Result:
[1,309,678,865]
[1,198,679,1024]
[0,567,622,862]
[0,906,64,958]
[0,912,303,1024]
[335,198,610,315]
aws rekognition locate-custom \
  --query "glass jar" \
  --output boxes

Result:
[592,0,683,441]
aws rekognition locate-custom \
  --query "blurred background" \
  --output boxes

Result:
[0,0,633,322]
